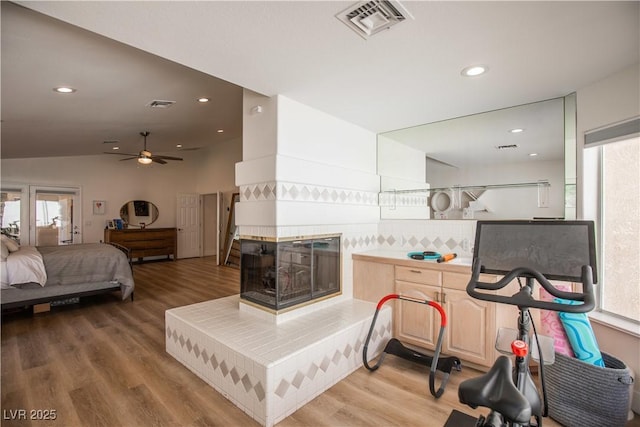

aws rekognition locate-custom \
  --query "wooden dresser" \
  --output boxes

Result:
[104,228,177,262]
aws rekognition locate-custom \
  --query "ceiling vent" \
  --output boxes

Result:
[336,0,413,39]
[495,144,519,150]
[146,99,176,109]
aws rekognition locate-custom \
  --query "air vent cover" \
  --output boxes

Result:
[336,0,413,39]
[495,144,519,150]
[146,100,176,108]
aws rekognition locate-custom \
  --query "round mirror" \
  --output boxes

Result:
[119,200,159,228]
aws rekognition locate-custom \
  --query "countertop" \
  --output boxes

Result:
[352,250,473,272]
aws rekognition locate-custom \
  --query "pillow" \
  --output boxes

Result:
[1,235,20,252]
[539,285,575,357]
[6,246,47,286]
[555,297,605,367]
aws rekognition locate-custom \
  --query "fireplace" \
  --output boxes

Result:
[240,235,341,311]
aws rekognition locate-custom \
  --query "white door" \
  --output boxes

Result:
[177,193,200,259]
[201,192,221,264]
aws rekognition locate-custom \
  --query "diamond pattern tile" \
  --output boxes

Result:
[167,296,393,427]
[446,238,458,249]
[239,182,377,206]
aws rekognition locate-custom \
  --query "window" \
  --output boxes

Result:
[1,190,23,242]
[584,120,639,324]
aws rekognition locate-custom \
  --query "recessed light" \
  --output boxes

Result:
[529,153,538,157]
[54,86,76,93]
[217,129,224,133]
[461,65,488,77]
[176,144,183,148]
[198,97,210,103]
[510,128,524,133]
[113,147,119,150]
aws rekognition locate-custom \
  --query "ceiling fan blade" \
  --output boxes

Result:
[152,158,167,165]
[103,152,139,156]
[153,155,183,161]
[119,157,138,161]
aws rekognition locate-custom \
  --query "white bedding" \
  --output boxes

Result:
[5,246,47,287]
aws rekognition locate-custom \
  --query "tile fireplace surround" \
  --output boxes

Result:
[166,295,392,426]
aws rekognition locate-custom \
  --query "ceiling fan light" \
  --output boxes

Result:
[138,157,152,165]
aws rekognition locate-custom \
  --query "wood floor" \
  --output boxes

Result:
[1,257,637,427]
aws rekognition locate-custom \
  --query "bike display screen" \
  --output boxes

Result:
[473,220,597,283]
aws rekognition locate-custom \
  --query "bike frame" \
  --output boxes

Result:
[479,277,544,427]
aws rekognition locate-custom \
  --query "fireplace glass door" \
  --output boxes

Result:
[240,235,340,311]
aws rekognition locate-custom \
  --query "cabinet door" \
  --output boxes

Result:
[442,287,495,367]
[353,260,395,303]
[395,280,440,350]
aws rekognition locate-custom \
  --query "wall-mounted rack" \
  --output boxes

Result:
[380,180,550,195]
[379,180,551,212]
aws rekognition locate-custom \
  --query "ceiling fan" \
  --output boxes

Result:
[104,131,183,165]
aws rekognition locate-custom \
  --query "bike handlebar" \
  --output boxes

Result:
[466,259,595,313]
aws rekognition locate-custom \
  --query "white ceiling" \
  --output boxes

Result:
[2,1,639,160]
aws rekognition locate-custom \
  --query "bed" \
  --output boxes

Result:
[1,236,134,310]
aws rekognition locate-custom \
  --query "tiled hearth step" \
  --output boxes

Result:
[166,295,392,427]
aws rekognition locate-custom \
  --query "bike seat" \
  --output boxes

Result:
[458,355,532,424]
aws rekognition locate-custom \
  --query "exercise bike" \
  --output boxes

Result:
[451,220,598,427]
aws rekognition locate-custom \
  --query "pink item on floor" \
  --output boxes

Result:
[539,284,575,357]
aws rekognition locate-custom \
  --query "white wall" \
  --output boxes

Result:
[235,94,380,299]
[1,142,242,244]
[236,94,380,231]
[194,136,243,194]
[378,134,430,220]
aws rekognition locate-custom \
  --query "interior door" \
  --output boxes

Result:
[177,193,200,259]
[29,186,81,246]
[201,192,221,264]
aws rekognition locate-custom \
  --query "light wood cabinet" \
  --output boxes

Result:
[395,280,440,348]
[353,253,498,369]
[393,265,496,368]
[104,228,177,262]
[352,260,395,304]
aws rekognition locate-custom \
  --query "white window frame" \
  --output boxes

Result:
[583,118,640,327]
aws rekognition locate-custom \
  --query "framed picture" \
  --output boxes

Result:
[93,200,106,215]
[107,219,115,229]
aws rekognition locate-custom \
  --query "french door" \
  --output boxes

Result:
[29,186,81,246]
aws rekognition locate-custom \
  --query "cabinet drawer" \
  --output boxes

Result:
[396,266,441,286]
[143,230,174,240]
[108,232,142,242]
[144,247,174,257]
[124,241,147,250]
[443,271,497,291]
